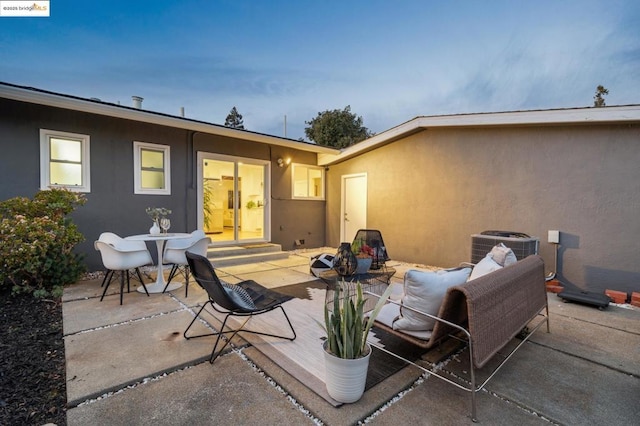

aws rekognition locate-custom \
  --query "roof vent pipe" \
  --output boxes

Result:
[180,106,185,117]
[131,96,143,109]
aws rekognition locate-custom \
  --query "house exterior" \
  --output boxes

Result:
[318,106,640,294]
[2,81,639,295]
[0,82,338,271]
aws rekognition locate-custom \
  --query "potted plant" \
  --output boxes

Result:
[352,239,374,273]
[321,280,394,403]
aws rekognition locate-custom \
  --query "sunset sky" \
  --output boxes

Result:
[2,0,638,140]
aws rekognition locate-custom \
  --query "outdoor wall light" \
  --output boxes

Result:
[277,157,291,168]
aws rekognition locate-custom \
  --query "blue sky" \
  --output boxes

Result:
[1,0,639,140]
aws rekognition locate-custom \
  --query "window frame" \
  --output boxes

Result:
[39,129,91,192]
[291,163,325,200]
[133,141,171,195]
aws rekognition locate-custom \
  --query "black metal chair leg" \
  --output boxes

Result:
[184,267,190,298]
[135,268,150,297]
[162,265,180,293]
[119,271,125,305]
[100,270,114,301]
[167,265,179,283]
[209,315,251,364]
[100,269,110,287]
[184,302,215,339]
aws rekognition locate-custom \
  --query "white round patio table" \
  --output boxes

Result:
[125,233,191,294]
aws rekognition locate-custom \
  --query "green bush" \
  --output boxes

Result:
[0,188,87,298]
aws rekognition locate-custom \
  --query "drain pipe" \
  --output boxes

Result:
[546,230,560,281]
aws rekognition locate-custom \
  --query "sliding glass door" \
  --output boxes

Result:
[199,152,269,244]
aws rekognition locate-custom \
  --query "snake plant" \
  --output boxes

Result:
[323,280,394,359]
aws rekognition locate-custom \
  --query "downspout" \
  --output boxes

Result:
[187,131,201,231]
[546,231,560,281]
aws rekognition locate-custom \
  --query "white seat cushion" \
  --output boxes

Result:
[375,303,433,340]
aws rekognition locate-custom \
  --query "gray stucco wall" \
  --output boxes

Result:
[192,134,326,251]
[326,124,640,294]
[1,98,325,271]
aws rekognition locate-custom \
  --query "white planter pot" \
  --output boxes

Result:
[323,341,371,403]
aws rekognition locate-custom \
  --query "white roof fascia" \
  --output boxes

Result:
[0,83,339,155]
[321,105,640,165]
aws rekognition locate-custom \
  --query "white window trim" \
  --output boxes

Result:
[39,129,91,192]
[291,163,325,200]
[133,141,171,195]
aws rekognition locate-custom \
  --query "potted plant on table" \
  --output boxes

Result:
[351,238,375,273]
[321,280,394,403]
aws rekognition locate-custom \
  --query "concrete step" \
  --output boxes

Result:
[206,243,289,267]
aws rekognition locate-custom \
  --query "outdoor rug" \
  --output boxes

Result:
[201,280,427,406]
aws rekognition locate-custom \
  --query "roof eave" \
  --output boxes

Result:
[0,82,339,155]
[320,105,640,166]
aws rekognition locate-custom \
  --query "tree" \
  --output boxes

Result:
[225,106,244,129]
[593,85,609,107]
[304,105,373,148]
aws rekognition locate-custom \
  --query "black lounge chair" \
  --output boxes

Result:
[184,252,297,363]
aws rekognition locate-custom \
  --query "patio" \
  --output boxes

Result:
[62,249,640,425]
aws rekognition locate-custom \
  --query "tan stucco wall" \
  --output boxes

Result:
[326,124,640,293]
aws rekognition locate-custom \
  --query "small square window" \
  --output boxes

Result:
[40,129,90,192]
[292,164,325,199]
[134,141,170,195]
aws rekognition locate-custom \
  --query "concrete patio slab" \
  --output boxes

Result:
[230,267,320,289]
[67,353,314,426]
[378,372,550,425]
[170,283,208,308]
[289,263,316,276]
[215,261,281,275]
[61,252,640,425]
[547,293,640,332]
[529,309,640,376]
[62,267,226,303]
[486,343,640,425]
[65,310,213,406]
[243,346,424,425]
[62,291,184,335]
[62,277,118,302]
[264,254,312,268]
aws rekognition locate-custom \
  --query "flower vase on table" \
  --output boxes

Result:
[149,220,161,235]
[146,207,171,236]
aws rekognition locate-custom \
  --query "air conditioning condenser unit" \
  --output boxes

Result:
[471,231,539,264]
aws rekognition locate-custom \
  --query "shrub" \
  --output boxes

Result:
[0,189,87,298]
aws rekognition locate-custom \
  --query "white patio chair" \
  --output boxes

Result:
[97,232,150,287]
[95,240,153,305]
[163,230,211,297]
[98,231,147,251]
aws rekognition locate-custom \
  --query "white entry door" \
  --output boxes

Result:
[341,173,367,242]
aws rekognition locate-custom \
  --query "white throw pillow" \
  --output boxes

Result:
[469,254,502,281]
[490,243,517,267]
[393,267,471,331]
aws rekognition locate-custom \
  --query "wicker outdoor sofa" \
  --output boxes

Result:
[369,254,550,422]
